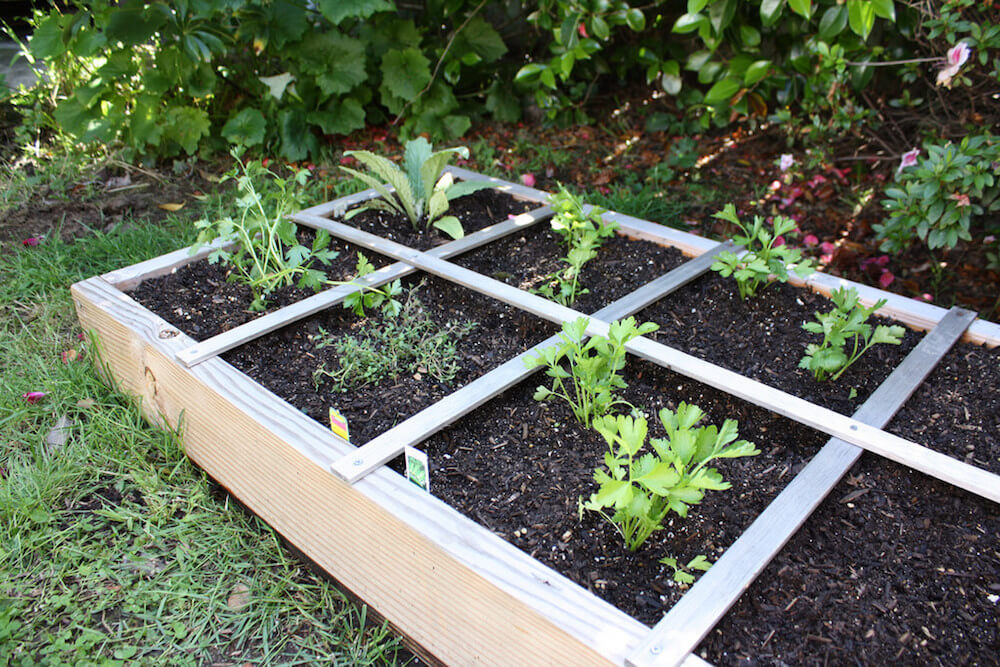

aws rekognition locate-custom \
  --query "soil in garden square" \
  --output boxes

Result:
[701,452,1000,666]
[128,188,535,341]
[637,272,924,416]
[419,356,829,626]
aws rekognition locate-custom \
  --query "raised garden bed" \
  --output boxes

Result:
[73,167,1000,666]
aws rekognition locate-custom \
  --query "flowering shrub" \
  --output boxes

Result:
[876,133,1000,252]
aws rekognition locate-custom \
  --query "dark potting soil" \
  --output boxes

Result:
[638,274,924,415]
[222,274,558,445]
[421,356,828,626]
[700,454,1000,666]
[341,187,537,250]
[127,229,392,341]
[887,342,1000,476]
[451,222,687,315]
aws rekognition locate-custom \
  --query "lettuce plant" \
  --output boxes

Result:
[339,138,494,239]
[799,287,905,382]
[710,204,814,299]
[194,149,338,311]
[581,405,759,552]
[525,317,657,428]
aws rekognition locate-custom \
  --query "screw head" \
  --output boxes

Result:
[650,644,662,655]
[353,458,364,467]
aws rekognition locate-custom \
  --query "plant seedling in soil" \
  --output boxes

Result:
[341,253,403,318]
[799,286,906,381]
[710,203,814,299]
[581,404,759,552]
[193,149,338,311]
[533,186,619,306]
[339,137,495,239]
[525,316,658,428]
[660,554,713,586]
[313,283,475,393]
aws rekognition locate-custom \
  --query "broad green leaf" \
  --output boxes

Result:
[740,25,761,46]
[847,0,875,39]
[381,47,431,100]
[445,180,497,200]
[704,77,741,105]
[688,0,709,12]
[29,14,66,59]
[709,0,738,34]
[433,216,464,239]
[427,190,448,223]
[307,98,366,136]
[105,1,165,44]
[871,325,905,345]
[637,462,681,495]
[276,108,317,162]
[405,137,435,200]
[788,0,812,19]
[672,12,705,34]
[818,5,848,39]
[297,32,367,95]
[456,16,506,62]
[625,8,645,30]
[760,0,785,26]
[315,0,393,24]
[743,60,771,85]
[164,106,210,155]
[222,108,267,146]
[870,0,895,20]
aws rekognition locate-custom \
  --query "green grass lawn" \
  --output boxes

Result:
[0,214,404,665]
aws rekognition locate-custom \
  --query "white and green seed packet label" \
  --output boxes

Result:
[404,446,430,492]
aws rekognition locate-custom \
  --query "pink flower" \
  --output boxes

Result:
[779,154,795,172]
[937,42,971,87]
[820,241,836,255]
[898,148,919,174]
[984,235,997,244]
[949,193,971,207]
[773,235,786,247]
[803,234,819,246]
[878,271,895,288]
[22,237,40,246]
[22,392,46,404]
[520,173,536,188]
[807,174,827,189]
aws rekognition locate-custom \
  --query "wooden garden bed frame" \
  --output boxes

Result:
[72,168,1000,666]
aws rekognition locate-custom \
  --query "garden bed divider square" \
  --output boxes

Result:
[290,209,1000,505]
[72,168,1000,666]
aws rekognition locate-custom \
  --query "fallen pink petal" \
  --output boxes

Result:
[820,241,836,255]
[520,173,536,187]
[22,237,40,246]
[947,42,971,67]
[62,349,80,364]
[578,23,588,38]
[768,180,782,191]
[803,234,819,246]
[949,193,971,207]
[879,271,895,288]
[919,293,933,302]
[779,154,795,172]
[23,392,47,404]
[875,255,890,267]
[773,235,786,247]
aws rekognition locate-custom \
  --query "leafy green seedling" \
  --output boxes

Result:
[581,404,759,552]
[193,148,338,310]
[710,203,814,299]
[534,186,618,306]
[339,138,495,239]
[799,286,905,381]
[660,554,712,585]
[525,317,657,428]
[342,253,403,318]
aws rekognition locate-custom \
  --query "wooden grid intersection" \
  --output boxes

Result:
[79,171,1000,666]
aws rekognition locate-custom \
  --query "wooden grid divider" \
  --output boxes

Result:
[294,210,1000,507]
[173,206,553,367]
[330,240,737,482]
[626,306,978,667]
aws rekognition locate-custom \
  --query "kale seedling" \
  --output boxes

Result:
[524,317,657,428]
[710,203,814,299]
[581,404,759,552]
[799,286,905,381]
[340,137,494,239]
[193,149,338,310]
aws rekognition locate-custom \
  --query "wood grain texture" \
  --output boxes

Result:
[177,206,552,367]
[294,212,1000,506]
[626,307,978,667]
[331,240,736,483]
[71,276,654,666]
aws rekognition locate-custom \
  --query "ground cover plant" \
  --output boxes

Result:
[0,217,402,664]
